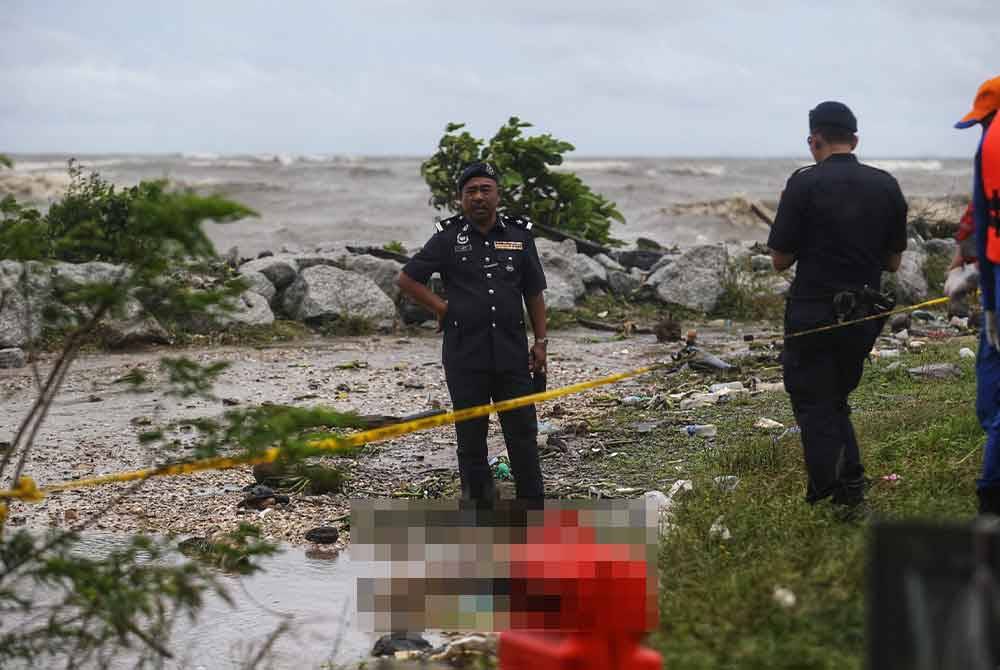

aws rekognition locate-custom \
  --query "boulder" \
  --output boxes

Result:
[544,267,586,310]
[291,250,349,272]
[214,291,275,328]
[607,270,640,297]
[399,277,444,325]
[654,245,729,312]
[0,347,27,369]
[0,261,50,347]
[100,298,171,348]
[924,238,956,261]
[594,253,625,272]
[883,248,928,305]
[616,249,664,271]
[282,265,397,328]
[575,253,608,287]
[644,259,673,287]
[238,270,276,302]
[647,254,674,275]
[341,254,404,302]
[535,238,578,262]
[51,261,128,290]
[238,255,299,290]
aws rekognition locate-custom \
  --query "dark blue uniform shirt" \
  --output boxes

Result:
[768,153,908,299]
[402,214,547,372]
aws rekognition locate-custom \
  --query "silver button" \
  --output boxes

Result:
[491,306,496,311]
[462,256,467,261]
[492,322,496,327]
[453,321,458,326]
[485,257,490,262]
[484,241,489,246]
[486,273,492,278]
[488,289,494,295]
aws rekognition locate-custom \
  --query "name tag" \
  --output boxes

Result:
[494,241,523,251]
[454,244,472,252]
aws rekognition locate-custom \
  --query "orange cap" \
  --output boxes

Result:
[956,75,1000,128]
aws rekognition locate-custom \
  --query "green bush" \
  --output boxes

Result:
[421,117,625,246]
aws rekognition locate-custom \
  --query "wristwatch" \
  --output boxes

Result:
[534,337,549,345]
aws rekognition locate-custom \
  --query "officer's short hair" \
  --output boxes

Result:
[812,124,856,145]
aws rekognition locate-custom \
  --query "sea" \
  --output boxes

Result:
[0,154,974,257]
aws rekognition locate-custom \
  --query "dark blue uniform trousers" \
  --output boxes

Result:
[444,365,544,502]
[976,329,1000,492]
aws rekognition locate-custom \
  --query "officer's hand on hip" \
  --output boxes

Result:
[529,340,547,373]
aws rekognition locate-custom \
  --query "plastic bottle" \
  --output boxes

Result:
[681,424,717,438]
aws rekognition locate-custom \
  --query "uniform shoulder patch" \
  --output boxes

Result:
[790,164,815,178]
[434,214,463,233]
[503,214,534,231]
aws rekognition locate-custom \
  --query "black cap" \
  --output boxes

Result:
[809,101,858,133]
[457,162,500,192]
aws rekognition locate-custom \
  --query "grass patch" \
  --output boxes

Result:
[173,319,312,347]
[924,252,950,296]
[544,293,688,331]
[316,314,377,336]
[711,259,786,322]
[640,338,980,668]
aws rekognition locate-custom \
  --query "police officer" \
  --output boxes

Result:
[954,75,1000,516]
[397,162,547,502]
[768,101,908,516]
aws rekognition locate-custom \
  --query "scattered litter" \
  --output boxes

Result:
[885,361,903,373]
[881,473,902,483]
[621,395,651,406]
[667,479,693,498]
[755,381,785,393]
[537,421,560,435]
[907,363,961,379]
[773,586,797,609]
[680,394,717,410]
[960,347,976,360]
[597,310,609,318]
[689,349,734,372]
[874,349,900,359]
[951,316,970,329]
[892,329,909,342]
[631,421,659,433]
[754,417,784,430]
[494,462,512,480]
[714,475,740,492]
[681,424,717,438]
[709,515,731,541]
[907,340,926,351]
[710,381,745,393]
[912,310,935,321]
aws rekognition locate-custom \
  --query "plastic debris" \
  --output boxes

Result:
[755,381,785,393]
[951,316,970,329]
[714,475,740,492]
[893,329,909,342]
[537,421,560,435]
[960,347,976,360]
[681,424,717,438]
[709,515,731,541]
[773,586,797,609]
[621,395,651,406]
[881,473,902,483]
[754,417,784,430]
[907,363,961,379]
[710,381,745,393]
[874,349,900,359]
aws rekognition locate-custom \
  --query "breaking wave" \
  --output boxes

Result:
[866,159,943,172]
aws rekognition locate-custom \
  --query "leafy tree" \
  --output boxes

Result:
[421,117,625,246]
[0,165,366,667]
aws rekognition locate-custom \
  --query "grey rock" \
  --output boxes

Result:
[607,270,640,296]
[51,261,128,290]
[238,271,276,302]
[575,253,608,286]
[644,259,673,287]
[0,347,27,369]
[292,251,349,271]
[889,312,911,333]
[399,278,444,325]
[647,254,674,275]
[282,265,397,327]
[594,253,625,272]
[655,245,729,312]
[616,249,664,271]
[0,261,50,347]
[239,255,299,290]
[883,248,928,305]
[222,246,240,267]
[280,243,303,254]
[750,254,773,273]
[304,526,340,544]
[213,291,275,328]
[923,238,956,260]
[535,238,578,262]
[342,254,403,302]
[101,298,171,348]
[372,633,431,657]
[543,263,586,310]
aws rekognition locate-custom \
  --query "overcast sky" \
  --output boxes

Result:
[1,1,995,157]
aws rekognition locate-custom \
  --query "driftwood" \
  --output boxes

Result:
[577,317,653,335]
[355,408,447,430]
[749,200,775,226]
[531,222,612,257]
[346,245,411,264]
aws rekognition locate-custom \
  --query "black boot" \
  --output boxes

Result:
[832,475,870,522]
[977,486,1000,516]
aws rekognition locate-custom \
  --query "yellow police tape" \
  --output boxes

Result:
[0,363,661,503]
[0,293,959,506]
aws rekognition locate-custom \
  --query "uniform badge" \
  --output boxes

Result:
[505,263,515,272]
[454,244,472,252]
[494,241,523,251]
[457,233,469,245]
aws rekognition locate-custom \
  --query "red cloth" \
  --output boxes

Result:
[958,202,975,241]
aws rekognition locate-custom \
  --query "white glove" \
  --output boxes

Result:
[944,264,979,298]
[987,310,1000,353]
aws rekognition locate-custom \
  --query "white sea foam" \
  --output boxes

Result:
[555,160,632,172]
[662,164,727,178]
[866,159,943,172]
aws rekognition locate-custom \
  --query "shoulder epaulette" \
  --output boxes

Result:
[790,164,815,177]
[502,214,533,231]
[435,214,463,233]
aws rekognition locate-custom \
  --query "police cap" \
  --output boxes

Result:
[809,101,858,133]
[458,162,500,192]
